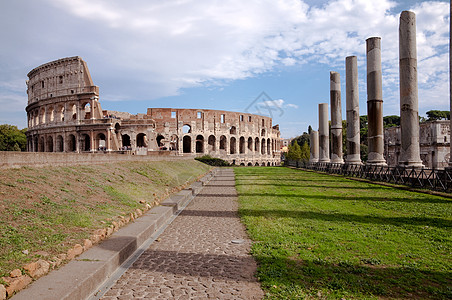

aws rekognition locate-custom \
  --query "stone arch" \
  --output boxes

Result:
[56,135,64,152]
[183,135,191,153]
[230,137,237,154]
[208,135,216,152]
[196,135,204,153]
[261,128,266,136]
[157,134,165,147]
[170,134,178,151]
[39,136,45,152]
[46,136,53,152]
[255,137,260,152]
[267,138,271,155]
[182,124,191,134]
[122,134,131,148]
[48,106,55,122]
[82,102,91,119]
[97,133,106,150]
[39,107,46,124]
[136,133,147,147]
[230,126,237,135]
[67,134,76,152]
[247,137,253,152]
[267,162,271,166]
[247,162,253,166]
[72,104,77,120]
[240,163,245,166]
[239,136,245,154]
[261,162,266,166]
[255,162,259,166]
[33,136,38,152]
[81,134,90,151]
[261,138,265,154]
[219,135,227,152]
[58,106,65,122]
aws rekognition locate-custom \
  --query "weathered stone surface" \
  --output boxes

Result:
[398,11,423,168]
[83,239,93,251]
[0,284,6,300]
[3,275,32,296]
[366,37,387,165]
[309,130,319,163]
[23,259,50,279]
[318,103,330,162]
[67,244,83,260]
[101,169,263,299]
[345,56,362,164]
[330,71,344,164]
[10,269,22,278]
[25,58,280,167]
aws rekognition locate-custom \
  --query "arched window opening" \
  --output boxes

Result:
[261,128,266,136]
[39,137,45,152]
[97,133,106,150]
[46,136,53,152]
[229,126,237,135]
[196,135,204,153]
[72,104,77,120]
[157,134,165,149]
[56,135,64,152]
[182,125,191,134]
[239,137,245,154]
[219,135,227,151]
[255,137,260,152]
[267,138,271,155]
[247,137,253,151]
[49,107,54,122]
[115,123,120,135]
[183,136,191,153]
[208,135,215,152]
[170,135,178,151]
[255,162,259,166]
[136,133,147,148]
[247,162,253,166]
[39,108,46,124]
[261,138,265,155]
[68,134,76,152]
[81,134,90,151]
[59,106,65,122]
[122,134,131,149]
[230,137,236,154]
[83,103,91,119]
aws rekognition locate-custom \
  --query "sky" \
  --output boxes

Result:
[0,0,449,138]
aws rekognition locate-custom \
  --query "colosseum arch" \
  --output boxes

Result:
[71,104,77,120]
[136,133,147,148]
[122,134,131,148]
[67,134,76,152]
[182,125,191,134]
[196,135,204,153]
[247,137,253,152]
[82,102,91,119]
[81,134,90,151]
[183,136,191,153]
[261,138,265,154]
[156,134,165,148]
[170,134,178,151]
[208,135,215,152]
[267,138,271,154]
[56,135,64,152]
[46,136,53,152]
[239,137,245,154]
[230,126,237,135]
[219,135,227,152]
[96,133,106,150]
[230,137,237,154]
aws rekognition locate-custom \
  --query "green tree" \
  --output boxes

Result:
[426,110,450,121]
[383,115,400,128]
[300,142,310,162]
[286,142,301,161]
[0,124,27,151]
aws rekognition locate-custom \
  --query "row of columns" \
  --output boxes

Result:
[310,11,423,168]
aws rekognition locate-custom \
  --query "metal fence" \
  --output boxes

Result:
[286,160,452,193]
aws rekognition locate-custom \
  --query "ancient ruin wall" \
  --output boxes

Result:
[25,57,281,166]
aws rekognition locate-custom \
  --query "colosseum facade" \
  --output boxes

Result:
[25,56,281,166]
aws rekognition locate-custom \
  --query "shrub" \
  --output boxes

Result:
[195,155,230,166]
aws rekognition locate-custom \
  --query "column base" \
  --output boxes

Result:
[398,161,424,169]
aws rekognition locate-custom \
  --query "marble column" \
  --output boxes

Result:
[330,71,344,163]
[309,130,319,163]
[319,103,330,162]
[345,56,362,164]
[399,11,424,167]
[366,37,387,165]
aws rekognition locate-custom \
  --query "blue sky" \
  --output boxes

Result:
[0,0,449,138]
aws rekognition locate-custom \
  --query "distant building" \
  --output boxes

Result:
[280,138,292,153]
[384,120,450,169]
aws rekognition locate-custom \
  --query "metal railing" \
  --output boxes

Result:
[286,160,452,193]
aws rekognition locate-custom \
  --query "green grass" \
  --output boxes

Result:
[235,167,452,299]
[0,159,211,278]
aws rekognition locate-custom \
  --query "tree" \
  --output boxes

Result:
[383,115,400,128]
[426,110,450,121]
[0,124,27,151]
[300,142,310,162]
[286,142,301,161]
[293,132,310,148]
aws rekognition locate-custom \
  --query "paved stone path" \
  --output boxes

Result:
[102,169,264,300]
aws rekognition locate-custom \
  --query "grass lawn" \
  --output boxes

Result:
[0,160,211,279]
[235,167,452,299]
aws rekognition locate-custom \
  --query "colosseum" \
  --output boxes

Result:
[25,56,281,166]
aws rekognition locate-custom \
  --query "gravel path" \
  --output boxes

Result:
[101,168,264,300]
